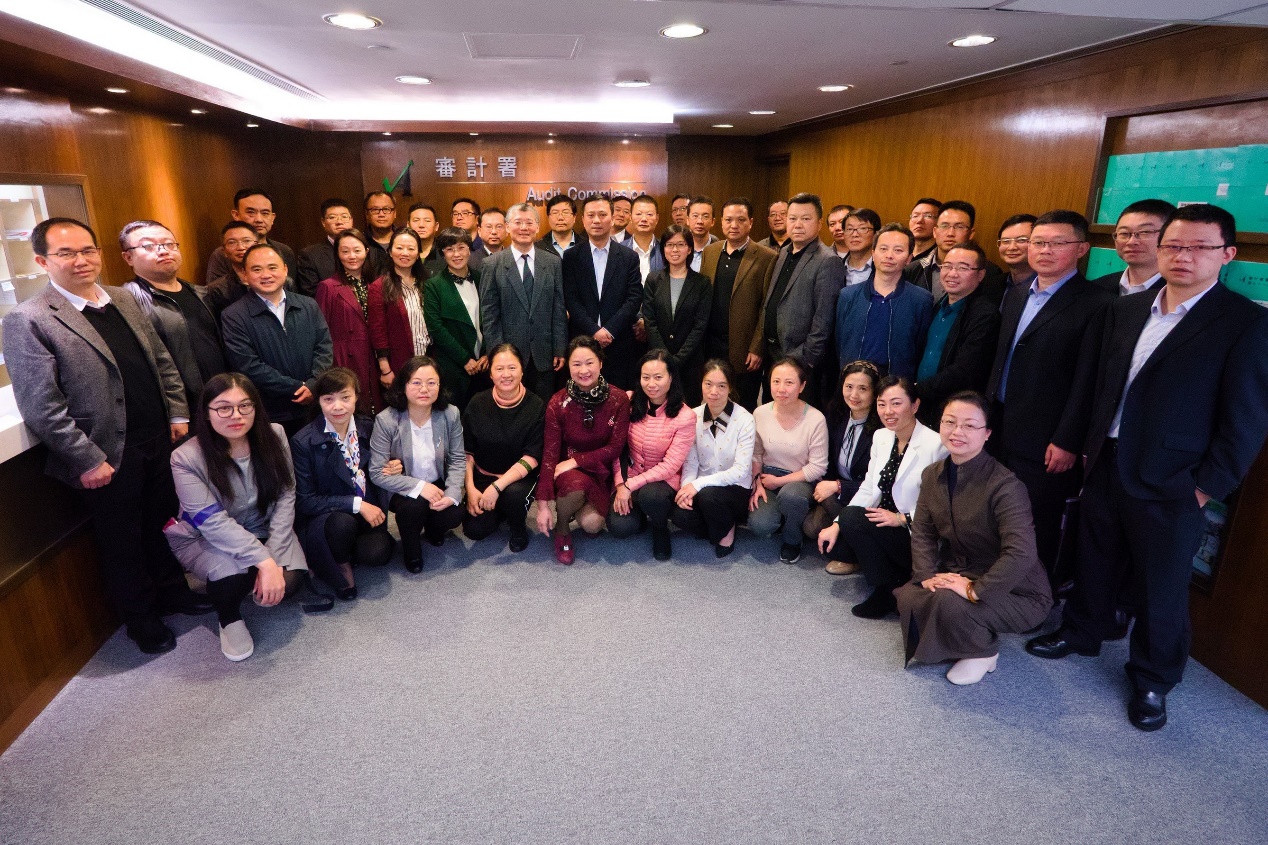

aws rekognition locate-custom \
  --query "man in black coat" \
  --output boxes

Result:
[296,199,354,296]
[1027,204,1268,731]
[1088,198,1175,297]
[986,210,1112,583]
[562,196,643,389]
[914,242,1001,426]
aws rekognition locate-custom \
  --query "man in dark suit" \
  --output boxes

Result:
[1089,198,1175,297]
[536,195,579,259]
[1027,204,1268,731]
[296,198,354,296]
[914,242,1001,426]
[2,218,209,654]
[756,192,846,404]
[203,188,296,285]
[562,195,642,389]
[986,209,1112,584]
[700,197,777,409]
[479,202,567,402]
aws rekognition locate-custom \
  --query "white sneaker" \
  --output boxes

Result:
[219,620,254,662]
[946,654,998,685]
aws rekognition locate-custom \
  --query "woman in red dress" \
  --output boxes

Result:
[535,335,631,564]
[367,228,431,395]
[317,229,382,414]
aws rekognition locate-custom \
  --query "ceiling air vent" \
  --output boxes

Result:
[463,33,583,60]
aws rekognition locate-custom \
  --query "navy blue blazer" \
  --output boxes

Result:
[291,415,389,520]
[1078,283,1268,501]
[825,417,876,502]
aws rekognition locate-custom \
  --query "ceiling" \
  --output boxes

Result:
[0,0,1264,134]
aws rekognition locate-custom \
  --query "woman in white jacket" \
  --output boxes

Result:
[818,375,947,619]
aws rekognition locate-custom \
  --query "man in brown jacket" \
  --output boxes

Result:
[699,197,776,409]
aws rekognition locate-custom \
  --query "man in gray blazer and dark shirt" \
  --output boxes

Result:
[756,193,846,404]
[479,202,567,401]
[2,218,209,655]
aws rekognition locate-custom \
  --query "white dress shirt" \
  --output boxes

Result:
[455,277,483,355]
[681,403,756,491]
[408,416,440,497]
[512,244,536,281]
[1117,269,1162,297]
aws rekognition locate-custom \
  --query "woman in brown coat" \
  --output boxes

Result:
[895,391,1053,685]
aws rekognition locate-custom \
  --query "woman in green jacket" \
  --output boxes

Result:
[423,227,488,408]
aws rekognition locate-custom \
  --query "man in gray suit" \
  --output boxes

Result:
[756,193,847,403]
[2,218,209,655]
[479,203,567,401]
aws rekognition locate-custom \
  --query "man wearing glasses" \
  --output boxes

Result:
[362,191,397,280]
[1028,204,1268,731]
[120,220,226,410]
[451,198,484,253]
[1090,199,1176,297]
[986,209,1112,590]
[843,208,881,288]
[297,198,355,296]
[906,197,942,263]
[3,218,208,655]
[203,188,295,287]
[996,213,1037,297]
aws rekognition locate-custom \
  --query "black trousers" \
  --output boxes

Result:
[607,481,676,537]
[390,494,464,566]
[839,505,912,591]
[999,448,1080,583]
[732,367,762,412]
[205,567,305,626]
[78,433,190,627]
[670,484,749,544]
[463,476,535,541]
[1060,450,1205,695]
[522,366,557,405]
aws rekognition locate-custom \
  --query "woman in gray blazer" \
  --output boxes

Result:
[165,373,308,662]
[370,355,466,572]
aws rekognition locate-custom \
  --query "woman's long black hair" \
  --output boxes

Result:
[195,372,293,515]
[629,349,684,423]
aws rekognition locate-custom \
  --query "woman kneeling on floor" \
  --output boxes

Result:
[895,391,1053,685]
[166,373,308,661]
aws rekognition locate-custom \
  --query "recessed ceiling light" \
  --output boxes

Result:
[818,84,851,93]
[470,132,479,136]
[106,87,129,94]
[546,139,555,144]
[547,132,556,137]
[86,107,112,115]
[950,34,996,47]
[366,43,392,50]
[396,75,431,85]
[613,79,651,88]
[3,87,28,94]
[711,123,733,129]
[324,13,382,30]
[382,131,392,136]
[749,110,776,115]
[168,122,183,127]
[659,23,706,39]
[246,122,259,128]
[190,108,206,114]
[622,139,630,144]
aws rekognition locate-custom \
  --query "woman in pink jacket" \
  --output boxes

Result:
[607,349,698,560]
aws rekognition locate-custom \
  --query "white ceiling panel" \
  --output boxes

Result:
[1001,0,1259,22]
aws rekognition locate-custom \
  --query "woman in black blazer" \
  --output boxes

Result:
[803,360,881,572]
[291,367,394,600]
[643,224,711,406]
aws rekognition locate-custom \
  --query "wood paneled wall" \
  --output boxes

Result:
[0,88,363,284]
[766,28,1268,265]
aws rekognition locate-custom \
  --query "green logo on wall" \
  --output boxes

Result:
[383,160,414,196]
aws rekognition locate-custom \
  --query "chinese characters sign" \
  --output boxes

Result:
[435,155,519,180]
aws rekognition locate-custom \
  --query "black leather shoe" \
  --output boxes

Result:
[1025,632,1101,659]
[508,529,529,553]
[1108,609,1133,641]
[127,617,176,654]
[715,543,735,559]
[851,588,897,619]
[158,591,215,616]
[1128,690,1167,732]
[652,529,672,561]
[405,559,424,574]
[336,585,358,601]
[425,533,445,548]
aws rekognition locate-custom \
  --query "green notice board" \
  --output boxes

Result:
[1086,247,1268,305]
[1098,144,1268,232]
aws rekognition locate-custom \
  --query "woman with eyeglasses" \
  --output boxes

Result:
[803,361,881,573]
[317,229,382,414]
[369,355,465,573]
[895,392,1052,685]
[164,373,307,661]
[642,224,712,406]
[424,226,489,409]
[535,336,631,564]
[818,375,946,618]
[291,367,394,601]
[368,228,432,393]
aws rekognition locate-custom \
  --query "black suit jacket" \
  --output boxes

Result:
[297,241,337,297]
[1088,270,1165,298]
[1078,283,1268,501]
[292,415,389,520]
[825,418,876,501]
[916,287,1002,426]
[986,273,1112,459]
[906,256,1007,305]
[642,268,711,375]
[562,239,643,386]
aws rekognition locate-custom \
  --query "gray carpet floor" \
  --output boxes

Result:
[2,528,1267,845]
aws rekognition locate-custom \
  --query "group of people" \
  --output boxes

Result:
[4,184,1267,733]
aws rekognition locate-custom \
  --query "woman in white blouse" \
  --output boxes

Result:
[818,375,947,619]
[671,359,756,558]
[370,355,466,573]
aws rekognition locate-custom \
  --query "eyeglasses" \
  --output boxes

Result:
[209,401,256,418]
[324,213,353,222]
[224,237,258,248]
[406,379,438,389]
[941,262,982,274]
[367,206,396,214]
[1113,229,1161,243]
[997,237,1030,247]
[940,419,985,433]
[845,226,874,235]
[125,242,181,254]
[935,222,971,232]
[662,242,691,251]
[46,247,102,260]
[1157,243,1227,255]
[1029,239,1084,251]
[452,210,476,218]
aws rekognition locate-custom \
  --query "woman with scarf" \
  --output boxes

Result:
[535,335,631,564]
[317,228,382,414]
[368,227,432,394]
